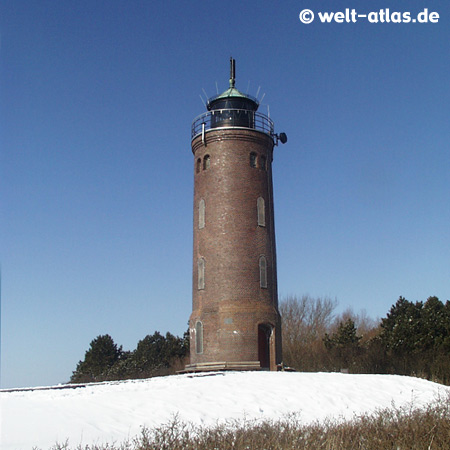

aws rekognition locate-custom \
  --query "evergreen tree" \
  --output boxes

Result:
[132,331,188,377]
[324,319,362,370]
[133,331,167,374]
[71,334,122,383]
[380,297,422,354]
[419,296,448,351]
[379,296,450,382]
[324,319,362,348]
[69,329,189,383]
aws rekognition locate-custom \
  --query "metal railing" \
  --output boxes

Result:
[191,109,274,140]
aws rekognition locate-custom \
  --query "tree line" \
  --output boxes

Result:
[70,330,189,383]
[280,295,450,385]
[71,295,449,385]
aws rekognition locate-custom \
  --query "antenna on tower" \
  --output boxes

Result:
[230,57,236,88]
[199,94,206,108]
[215,81,219,94]
[260,92,266,104]
[256,86,261,99]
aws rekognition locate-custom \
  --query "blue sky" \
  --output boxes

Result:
[1,0,449,388]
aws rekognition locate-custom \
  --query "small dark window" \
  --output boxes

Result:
[198,258,205,290]
[196,158,201,174]
[260,155,266,171]
[199,199,205,229]
[257,197,265,227]
[250,152,257,168]
[195,321,203,354]
[259,256,267,288]
[203,155,210,170]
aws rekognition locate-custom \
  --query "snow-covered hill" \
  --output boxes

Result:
[1,372,448,450]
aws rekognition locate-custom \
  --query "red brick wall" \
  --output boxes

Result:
[189,128,282,368]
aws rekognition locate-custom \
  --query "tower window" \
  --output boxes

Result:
[203,155,210,170]
[195,321,203,354]
[257,197,265,227]
[259,256,267,288]
[198,257,205,290]
[199,199,205,229]
[196,158,201,174]
[260,155,266,171]
[250,152,257,168]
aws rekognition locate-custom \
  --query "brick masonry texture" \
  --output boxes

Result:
[189,128,282,369]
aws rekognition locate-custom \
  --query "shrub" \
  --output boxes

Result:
[50,393,450,450]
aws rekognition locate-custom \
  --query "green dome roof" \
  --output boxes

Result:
[215,80,253,100]
[207,59,259,111]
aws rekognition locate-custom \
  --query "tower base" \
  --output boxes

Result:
[182,361,262,373]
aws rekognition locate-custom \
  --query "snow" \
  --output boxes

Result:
[1,372,448,450]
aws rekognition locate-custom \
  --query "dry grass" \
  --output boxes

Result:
[50,393,450,450]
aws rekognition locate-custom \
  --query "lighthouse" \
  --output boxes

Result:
[186,59,286,372]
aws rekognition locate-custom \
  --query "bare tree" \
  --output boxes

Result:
[280,295,337,371]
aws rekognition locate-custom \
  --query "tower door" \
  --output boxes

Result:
[258,324,272,369]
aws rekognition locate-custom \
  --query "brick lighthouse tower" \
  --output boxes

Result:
[186,59,286,372]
